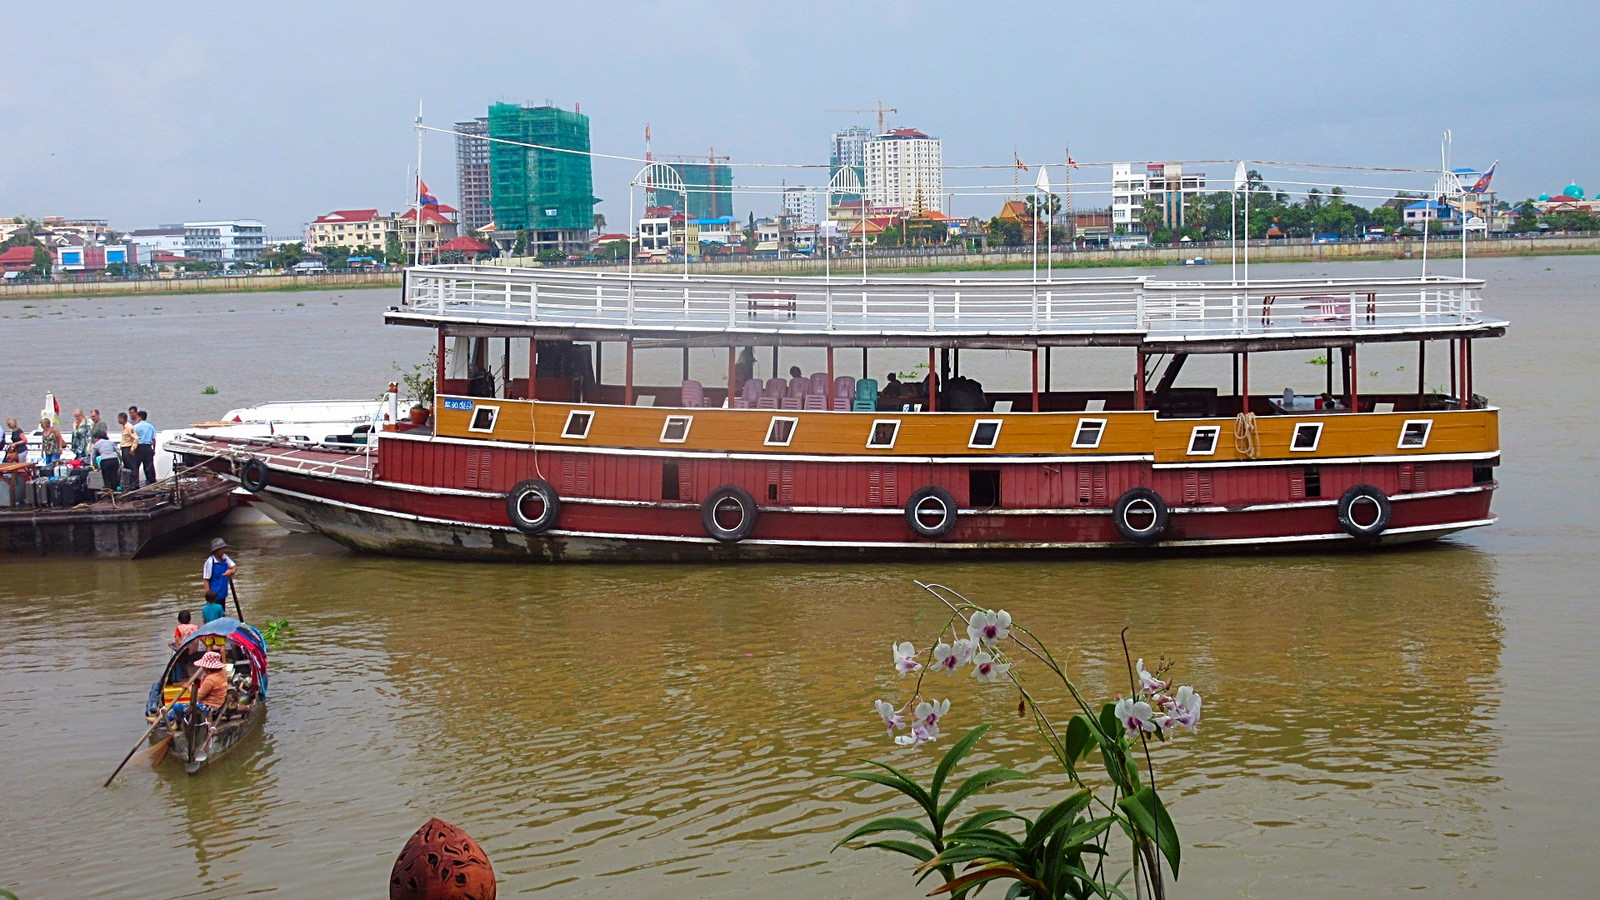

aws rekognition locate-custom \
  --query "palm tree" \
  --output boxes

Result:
[592,213,607,235]
[1138,197,1164,237]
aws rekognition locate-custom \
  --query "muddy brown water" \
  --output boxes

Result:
[1,257,1597,897]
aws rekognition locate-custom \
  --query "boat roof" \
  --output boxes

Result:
[387,264,1507,353]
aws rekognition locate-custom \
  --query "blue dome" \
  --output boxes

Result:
[1564,184,1585,200]
[1539,193,1550,202]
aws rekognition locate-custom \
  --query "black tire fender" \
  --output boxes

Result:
[506,478,561,535]
[240,458,270,493]
[905,486,959,539]
[1337,484,1391,539]
[1113,487,1169,545]
[701,485,758,543]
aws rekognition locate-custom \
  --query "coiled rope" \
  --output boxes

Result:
[1233,412,1260,459]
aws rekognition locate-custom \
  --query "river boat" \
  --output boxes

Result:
[0,467,236,558]
[146,617,269,775]
[167,264,1504,561]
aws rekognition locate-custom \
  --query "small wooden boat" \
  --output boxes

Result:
[145,617,269,775]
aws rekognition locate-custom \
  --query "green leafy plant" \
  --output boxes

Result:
[394,348,439,409]
[260,619,294,647]
[201,385,219,395]
[837,583,1203,899]
[1306,354,1329,367]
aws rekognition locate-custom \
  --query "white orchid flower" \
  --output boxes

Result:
[894,723,935,747]
[913,698,950,739]
[967,609,1012,647]
[952,638,977,666]
[1136,658,1167,693]
[892,641,922,676]
[874,699,905,736]
[1115,697,1157,737]
[971,651,1012,683]
[1166,685,1202,732]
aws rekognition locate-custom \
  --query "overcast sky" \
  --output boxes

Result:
[2,1,1594,235]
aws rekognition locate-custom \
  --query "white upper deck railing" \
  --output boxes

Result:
[396,264,1491,342]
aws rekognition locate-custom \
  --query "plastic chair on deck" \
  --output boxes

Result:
[757,397,779,409]
[809,373,830,396]
[781,396,803,410]
[681,380,703,408]
[854,378,879,412]
[789,376,810,399]
[741,378,764,406]
[764,377,788,401]
[804,393,827,410]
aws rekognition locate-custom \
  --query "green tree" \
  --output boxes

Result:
[384,232,406,264]
[513,229,529,255]
[1138,197,1164,237]
[1371,206,1402,234]
[592,212,607,234]
[258,242,305,270]
[985,217,1023,247]
[30,245,52,275]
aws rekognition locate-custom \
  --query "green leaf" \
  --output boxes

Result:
[939,767,1028,821]
[933,863,1050,897]
[950,807,1026,836]
[840,762,936,818]
[1025,789,1092,850]
[1117,786,1181,877]
[1063,713,1097,764]
[834,815,937,849]
[858,839,936,864]
[931,724,991,802]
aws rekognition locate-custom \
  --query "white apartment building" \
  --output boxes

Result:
[128,226,188,255]
[1110,163,1206,234]
[184,220,265,262]
[307,209,396,250]
[638,214,677,258]
[864,128,944,213]
[782,187,819,225]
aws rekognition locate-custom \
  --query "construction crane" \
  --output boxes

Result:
[654,148,730,164]
[827,101,899,135]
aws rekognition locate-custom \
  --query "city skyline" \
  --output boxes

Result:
[2,2,1594,233]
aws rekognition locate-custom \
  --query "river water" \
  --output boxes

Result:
[1,256,1597,898]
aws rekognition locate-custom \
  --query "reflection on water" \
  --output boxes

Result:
[0,531,1502,897]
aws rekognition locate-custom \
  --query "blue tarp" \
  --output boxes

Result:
[147,617,269,715]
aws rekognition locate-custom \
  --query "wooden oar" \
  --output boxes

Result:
[104,677,197,787]
[228,576,245,621]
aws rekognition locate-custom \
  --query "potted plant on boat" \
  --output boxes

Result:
[396,350,437,425]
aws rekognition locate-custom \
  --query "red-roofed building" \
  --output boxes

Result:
[0,245,42,274]
[397,207,459,261]
[307,208,396,250]
[437,235,493,261]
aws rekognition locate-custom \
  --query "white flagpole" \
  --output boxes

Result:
[413,100,424,267]
[1243,173,1250,287]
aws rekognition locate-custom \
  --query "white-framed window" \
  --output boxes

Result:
[1072,418,1106,449]
[468,405,499,433]
[968,419,1002,450]
[1187,425,1221,456]
[764,416,798,447]
[867,419,901,449]
[562,409,594,440]
[1290,422,1324,452]
[660,415,693,443]
[1398,419,1433,449]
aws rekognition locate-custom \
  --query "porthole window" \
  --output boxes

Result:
[1290,422,1324,452]
[562,409,594,440]
[1187,425,1220,456]
[867,419,901,449]
[1398,419,1433,449]
[764,416,798,447]
[1072,418,1106,449]
[468,405,499,433]
[660,415,693,443]
[968,419,1002,450]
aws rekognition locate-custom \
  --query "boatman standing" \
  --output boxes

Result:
[201,538,237,614]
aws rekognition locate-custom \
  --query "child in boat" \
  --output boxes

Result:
[201,590,226,623]
[170,610,198,651]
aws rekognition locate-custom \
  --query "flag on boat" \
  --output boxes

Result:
[418,180,439,208]
[1067,156,1080,170]
[1470,161,1499,194]
[1034,165,1051,194]
[1232,161,1248,192]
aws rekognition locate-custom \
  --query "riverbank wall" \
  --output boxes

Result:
[4,235,1595,300]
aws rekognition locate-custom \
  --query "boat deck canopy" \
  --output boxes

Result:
[387,264,1506,352]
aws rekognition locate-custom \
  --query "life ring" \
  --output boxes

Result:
[905,486,958,539]
[1337,484,1391,540]
[701,485,758,543]
[506,479,561,534]
[1113,487,1169,545]
[240,458,270,493]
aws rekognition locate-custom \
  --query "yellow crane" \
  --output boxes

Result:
[827,101,899,134]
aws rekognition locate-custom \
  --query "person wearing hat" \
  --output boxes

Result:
[201,537,237,614]
[169,650,230,721]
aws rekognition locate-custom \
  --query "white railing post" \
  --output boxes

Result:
[1030,283,1039,330]
[729,286,737,327]
[530,281,539,321]
[826,283,834,330]
[928,287,936,331]
[1135,283,1146,331]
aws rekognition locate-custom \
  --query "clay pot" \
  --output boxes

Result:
[409,407,431,426]
[389,817,495,899]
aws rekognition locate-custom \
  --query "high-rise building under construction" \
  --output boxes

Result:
[487,103,597,255]
[651,162,734,220]
[454,117,491,232]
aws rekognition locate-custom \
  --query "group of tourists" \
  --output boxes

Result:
[3,405,160,490]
